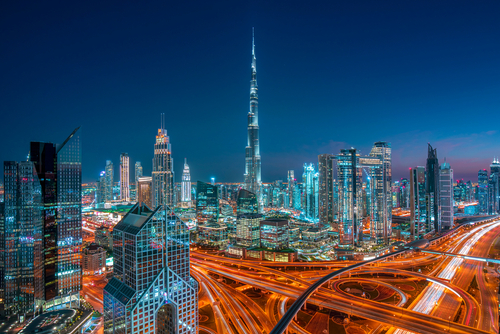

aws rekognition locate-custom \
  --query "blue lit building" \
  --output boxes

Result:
[103,203,198,334]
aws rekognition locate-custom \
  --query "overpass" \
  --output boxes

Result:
[421,249,500,264]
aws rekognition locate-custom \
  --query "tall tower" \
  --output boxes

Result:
[181,158,192,207]
[439,160,454,229]
[105,160,114,202]
[134,161,143,185]
[426,144,440,232]
[152,114,174,209]
[244,28,262,204]
[120,153,130,201]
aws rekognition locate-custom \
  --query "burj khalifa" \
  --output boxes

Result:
[244,28,262,203]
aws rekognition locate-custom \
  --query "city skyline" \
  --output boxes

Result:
[2,2,500,183]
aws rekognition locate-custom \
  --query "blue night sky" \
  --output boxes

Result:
[1,1,500,183]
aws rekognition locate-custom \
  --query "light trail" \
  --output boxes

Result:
[394,220,500,334]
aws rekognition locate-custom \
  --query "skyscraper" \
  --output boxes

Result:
[152,114,174,209]
[287,170,295,208]
[135,161,143,185]
[244,28,262,204]
[181,158,192,207]
[196,181,219,223]
[302,163,319,222]
[120,153,130,201]
[105,160,114,202]
[410,166,427,239]
[426,144,440,232]
[489,158,500,214]
[137,176,153,209]
[439,161,454,229]
[478,169,488,214]
[96,171,106,206]
[236,189,258,215]
[318,154,336,227]
[336,149,362,247]
[103,203,198,334]
[1,161,44,318]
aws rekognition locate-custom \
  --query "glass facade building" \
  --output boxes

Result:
[120,153,130,201]
[426,144,440,232]
[318,154,337,227]
[103,203,198,334]
[236,189,258,215]
[439,162,454,230]
[478,169,488,215]
[195,181,219,224]
[137,177,153,209]
[410,166,427,238]
[153,116,174,209]
[302,163,319,223]
[235,213,262,247]
[105,160,114,202]
[180,159,191,207]
[260,218,289,250]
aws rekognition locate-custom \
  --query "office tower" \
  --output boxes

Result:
[181,158,192,207]
[152,114,174,209]
[400,178,410,209]
[236,189,258,215]
[120,153,130,201]
[287,170,295,208]
[105,160,114,202]
[318,154,337,227]
[367,141,392,244]
[244,28,262,204]
[103,203,198,334]
[426,144,440,232]
[96,171,106,206]
[235,214,262,247]
[260,219,289,250]
[134,161,143,185]
[196,181,219,223]
[478,169,488,214]
[410,166,427,238]
[490,158,500,213]
[439,161,454,229]
[302,163,319,222]
[137,177,153,209]
[1,162,44,318]
[293,183,302,210]
[336,149,362,247]
[392,181,400,208]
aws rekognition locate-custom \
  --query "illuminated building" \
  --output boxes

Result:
[82,243,106,276]
[302,163,319,222]
[197,222,228,249]
[478,169,488,214]
[318,154,337,227]
[260,218,289,250]
[96,171,106,206]
[236,189,258,215]
[134,161,143,185]
[120,153,130,201]
[196,181,219,223]
[104,203,198,334]
[95,226,113,250]
[336,149,362,247]
[137,177,153,209]
[410,166,427,238]
[426,144,440,232]
[287,170,295,208]
[244,28,262,204]
[105,160,114,202]
[1,161,44,318]
[439,161,454,229]
[181,158,192,207]
[235,214,262,247]
[152,114,174,209]
[489,158,500,214]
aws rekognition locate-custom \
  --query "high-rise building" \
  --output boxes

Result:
[236,189,258,215]
[137,177,153,209]
[244,28,262,204]
[181,159,192,207]
[318,154,337,227]
[439,161,454,230]
[152,114,174,209]
[120,153,130,201]
[235,214,263,248]
[336,149,362,247]
[105,160,114,202]
[489,158,500,214]
[135,161,143,185]
[96,171,106,206]
[426,144,440,232]
[196,181,219,223]
[410,166,427,238]
[260,219,289,250]
[302,163,319,222]
[103,203,198,334]
[287,170,295,208]
[478,169,488,214]
[1,128,82,318]
[1,161,44,318]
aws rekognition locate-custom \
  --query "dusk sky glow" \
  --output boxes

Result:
[2,1,500,183]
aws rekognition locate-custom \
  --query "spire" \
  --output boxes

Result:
[252,27,255,58]
[184,158,187,166]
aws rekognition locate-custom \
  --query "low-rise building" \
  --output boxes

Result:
[197,222,228,249]
[82,243,107,275]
